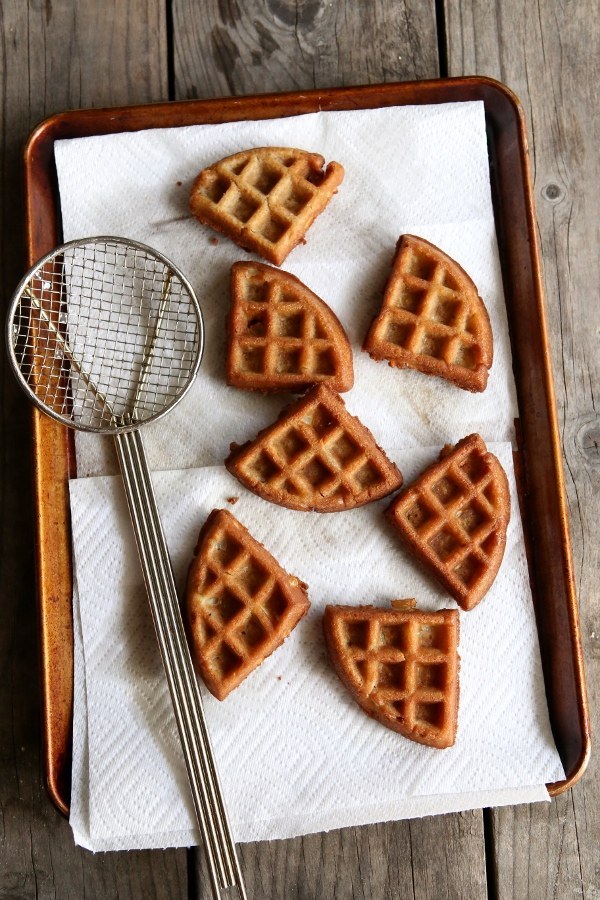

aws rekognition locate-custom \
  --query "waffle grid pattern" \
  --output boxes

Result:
[365,236,492,390]
[228,387,402,510]
[389,438,507,603]
[373,248,480,366]
[190,149,343,265]
[189,515,307,697]
[325,606,459,747]
[228,264,350,389]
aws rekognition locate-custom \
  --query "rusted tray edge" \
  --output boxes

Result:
[23,77,589,815]
[486,85,590,793]
[513,119,591,794]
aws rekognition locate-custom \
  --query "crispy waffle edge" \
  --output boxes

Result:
[226,261,354,393]
[385,434,511,611]
[323,604,460,749]
[363,235,493,392]
[224,384,403,512]
[189,148,345,266]
[185,508,310,699]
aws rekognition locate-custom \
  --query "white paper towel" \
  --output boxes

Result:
[69,445,564,851]
[54,102,518,478]
[54,102,561,851]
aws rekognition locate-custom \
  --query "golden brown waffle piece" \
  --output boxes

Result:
[324,600,460,748]
[227,261,353,393]
[189,148,344,266]
[387,435,510,610]
[225,384,403,512]
[364,235,493,391]
[185,509,310,700]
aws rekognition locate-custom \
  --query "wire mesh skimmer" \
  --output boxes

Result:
[6,236,247,900]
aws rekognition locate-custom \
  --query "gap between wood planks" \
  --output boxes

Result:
[484,808,499,900]
[435,0,449,78]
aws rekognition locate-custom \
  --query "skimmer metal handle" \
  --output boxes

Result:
[115,427,247,900]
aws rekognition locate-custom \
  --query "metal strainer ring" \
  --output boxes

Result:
[8,236,203,432]
[7,236,246,900]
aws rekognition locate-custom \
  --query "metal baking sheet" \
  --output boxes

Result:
[23,77,590,815]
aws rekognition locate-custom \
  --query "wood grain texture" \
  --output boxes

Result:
[3,0,594,897]
[191,815,487,900]
[173,0,440,98]
[446,1,599,897]
[173,2,487,898]
[0,1,188,897]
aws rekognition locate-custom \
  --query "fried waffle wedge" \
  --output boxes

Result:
[387,434,510,610]
[227,261,353,392]
[225,384,403,512]
[189,148,344,266]
[324,601,460,748]
[186,509,310,700]
[364,235,493,391]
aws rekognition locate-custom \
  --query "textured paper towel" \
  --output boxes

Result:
[54,102,518,478]
[68,445,564,850]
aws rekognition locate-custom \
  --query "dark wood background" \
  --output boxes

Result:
[1,1,597,897]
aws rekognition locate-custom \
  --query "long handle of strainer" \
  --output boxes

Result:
[113,427,247,900]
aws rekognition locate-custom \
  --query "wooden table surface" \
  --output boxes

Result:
[1,2,597,897]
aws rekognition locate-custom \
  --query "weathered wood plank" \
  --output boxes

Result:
[446,1,599,897]
[173,2,488,898]
[173,0,440,98]
[192,815,487,899]
[0,1,188,897]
